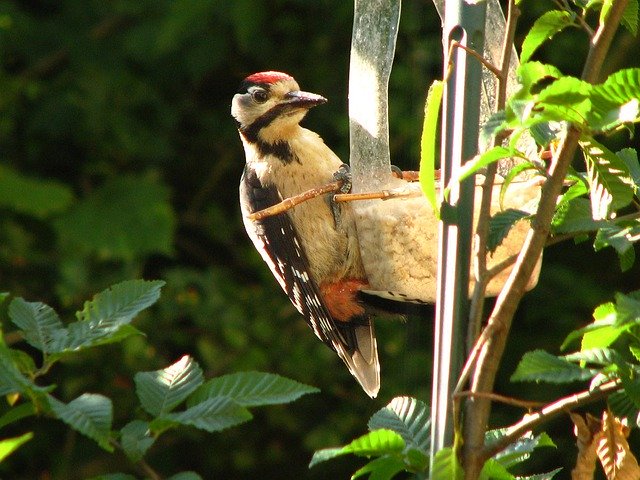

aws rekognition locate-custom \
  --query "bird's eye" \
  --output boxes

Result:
[251,89,269,103]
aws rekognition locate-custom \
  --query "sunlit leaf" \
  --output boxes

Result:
[520,10,575,63]
[309,430,405,468]
[479,458,514,480]
[0,432,33,462]
[488,209,530,253]
[430,447,463,480]
[351,456,406,480]
[511,350,596,383]
[135,355,204,416]
[368,396,430,452]
[420,80,443,216]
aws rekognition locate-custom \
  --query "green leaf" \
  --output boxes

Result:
[480,111,507,147]
[163,396,252,433]
[488,430,555,469]
[535,76,592,125]
[351,456,407,480]
[479,458,514,480]
[499,162,542,210]
[48,393,113,451]
[581,138,633,219]
[561,302,626,350]
[511,350,596,383]
[187,371,318,408]
[430,447,463,480]
[420,80,443,216]
[120,420,155,462]
[621,0,639,34]
[617,148,640,190]
[0,432,33,463]
[519,468,563,480]
[56,280,163,353]
[368,396,430,453]
[54,175,176,261]
[516,62,562,94]
[488,209,530,253]
[613,291,640,327]
[520,10,575,63]
[0,165,74,218]
[309,430,405,468]
[594,223,640,271]
[0,347,37,397]
[564,348,625,367]
[0,403,36,430]
[551,198,607,234]
[8,298,65,353]
[135,355,204,416]
[87,475,137,480]
[458,147,516,183]
[608,390,640,420]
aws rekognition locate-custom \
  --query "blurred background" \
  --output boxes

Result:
[1,1,640,478]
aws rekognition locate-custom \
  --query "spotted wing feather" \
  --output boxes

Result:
[239,165,380,397]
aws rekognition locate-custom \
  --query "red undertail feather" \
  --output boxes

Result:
[320,279,368,321]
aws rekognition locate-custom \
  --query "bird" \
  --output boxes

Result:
[232,71,380,397]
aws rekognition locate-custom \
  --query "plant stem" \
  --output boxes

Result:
[461,1,629,478]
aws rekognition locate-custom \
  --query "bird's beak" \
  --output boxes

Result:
[284,91,328,109]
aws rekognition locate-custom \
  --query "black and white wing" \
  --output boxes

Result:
[239,165,379,397]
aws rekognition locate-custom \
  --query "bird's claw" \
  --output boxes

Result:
[333,163,352,194]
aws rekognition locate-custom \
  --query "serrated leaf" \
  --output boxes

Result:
[511,350,596,383]
[564,348,625,367]
[614,291,640,327]
[76,279,165,324]
[590,69,640,131]
[0,432,33,462]
[617,148,640,190]
[8,298,65,353]
[458,146,516,183]
[608,390,640,420]
[561,302,625,350]
[0,347,36,396]
[120,420,155,462]
[581,138,633,220]
[368,396,430,453]
[551,198,608,234]
[479,458,514,480]
[488,209,530,253]
[163,396,252,433]
[48,393,113,451]
[430,447,463,480]
[87,475,138,480]
[499,162,542,210]
[535,76,592,125]
[519,468,563,480]
[187,371,318,408]
[520,10,575,63]
[54,175,176,260]
[0,165,74,218]
[621,0,639,34]
[309,430,405,468]
[351,455,407,480]
[135,355,204,416]
[480,110,508,147]
[517,62,562,94]
[488,430,555,469]
[420,80,443,216]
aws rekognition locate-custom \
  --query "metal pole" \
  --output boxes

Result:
[430,0,486,463]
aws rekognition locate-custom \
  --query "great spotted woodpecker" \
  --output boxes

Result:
[232,71,380,397]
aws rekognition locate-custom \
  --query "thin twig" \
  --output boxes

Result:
[455,390,545,410]
[247,182,342,221]
[483,380,621,459]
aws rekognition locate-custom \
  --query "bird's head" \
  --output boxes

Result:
[231,71,327,144]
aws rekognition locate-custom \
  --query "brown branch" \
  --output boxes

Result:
[483,380,621,460]
[455,390,545,410]
[462,2,629,478]
[247,182,342,221]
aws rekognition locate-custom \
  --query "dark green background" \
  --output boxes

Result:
[1,1,639,478]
